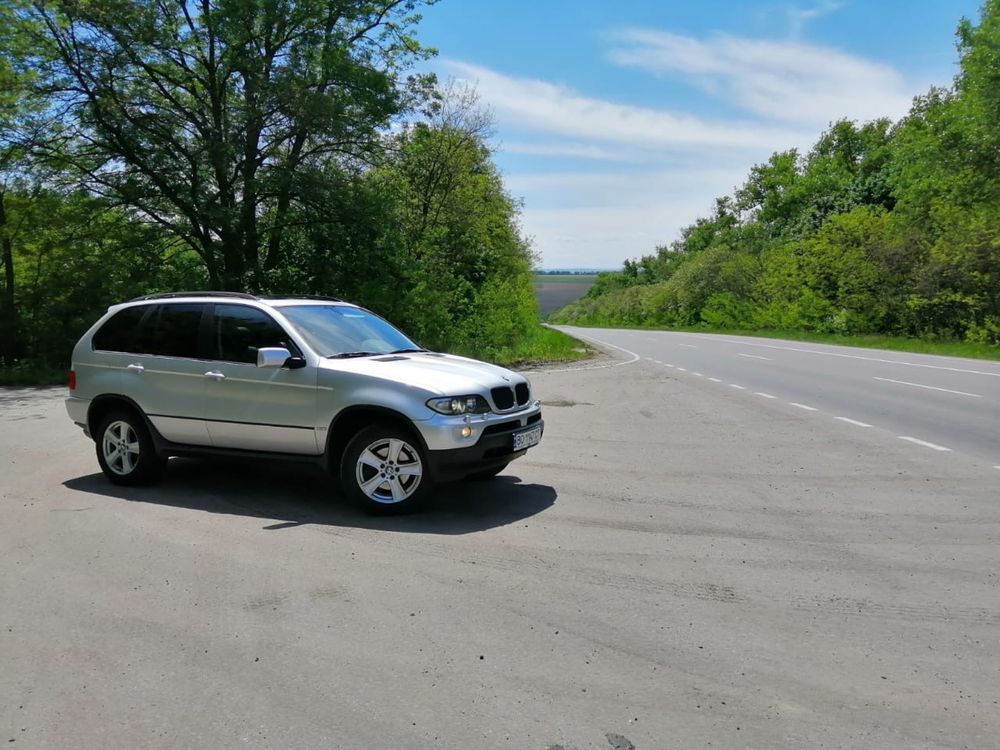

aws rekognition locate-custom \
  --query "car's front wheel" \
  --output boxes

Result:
[341,424,431,514]
[95,410,164,486]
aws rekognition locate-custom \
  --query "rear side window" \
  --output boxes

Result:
[134,304,206,358]
[212,304,297,364]
[92,306,149,352]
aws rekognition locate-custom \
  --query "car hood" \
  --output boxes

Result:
[318,352,525,396]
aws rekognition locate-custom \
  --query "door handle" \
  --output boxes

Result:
[204,371,226,381]
[126,363,144,373]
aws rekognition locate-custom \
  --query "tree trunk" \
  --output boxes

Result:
[220,233,245,291]
[0,188,23,362]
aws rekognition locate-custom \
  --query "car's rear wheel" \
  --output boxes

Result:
[341,424,431,514]
[466,462,509,481]
[95,410,164,486]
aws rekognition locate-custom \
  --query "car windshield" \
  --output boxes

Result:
[278,304,421,358]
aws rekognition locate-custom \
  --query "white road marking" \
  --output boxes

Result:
[754,392,776,399]
[729,384,746,390]
[692,372,703,377]
[664,364,675,368]
[899,436,952,452]
[835,417,872,428]
[677,367,687,372]
[708,377,723,383]
[678,344,698,349]
[673,333,1000,378]
[539,332,641,373]
[737,353,772,361]
[994,466,1000,471]
[790,403,818,411]
[872,376,982,398]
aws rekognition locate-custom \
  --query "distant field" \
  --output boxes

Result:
[533,274,597,317]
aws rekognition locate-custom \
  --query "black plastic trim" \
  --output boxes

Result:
[425,417,544,482]
[146,413,314,431]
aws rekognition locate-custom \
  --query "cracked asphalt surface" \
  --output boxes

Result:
[1,344,998,749]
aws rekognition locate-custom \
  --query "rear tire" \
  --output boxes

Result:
[95,410,164,486]
[340,424,431,514]
[466,462,509,481]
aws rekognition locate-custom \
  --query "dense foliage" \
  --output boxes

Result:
[0,1,543,376]
[553,2,1000,349]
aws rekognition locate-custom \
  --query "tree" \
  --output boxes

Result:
[0,0,44,362]
[384,84,538,354]
[17,0,435,290]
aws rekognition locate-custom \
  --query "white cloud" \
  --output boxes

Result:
[500,141,638,162]
[439,26,925,268]
[445,61,810,152]
[787,1,844,37]
[510,167,749,268]
[608,29,914,127]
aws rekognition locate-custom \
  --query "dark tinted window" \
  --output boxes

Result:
[134,304,205,358]
[212,304,295,364]
[92,306,149,352]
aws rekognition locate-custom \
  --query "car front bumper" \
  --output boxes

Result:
[416,405,544,482]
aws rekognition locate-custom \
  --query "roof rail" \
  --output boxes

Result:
[128,291,259,302]
[259,294,343,302]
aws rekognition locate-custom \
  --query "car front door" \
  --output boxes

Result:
[200,303,320,454]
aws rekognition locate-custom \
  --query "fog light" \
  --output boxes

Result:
[460,426,473,438]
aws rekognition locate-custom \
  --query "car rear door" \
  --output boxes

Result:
[121,302,213,446]
[200,303,320,454]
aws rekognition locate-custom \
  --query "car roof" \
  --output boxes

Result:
[123,292,355,308]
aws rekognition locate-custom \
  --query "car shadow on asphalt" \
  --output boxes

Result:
[62,457,556,534]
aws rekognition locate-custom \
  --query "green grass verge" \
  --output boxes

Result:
[0,364,67,386]
[463,325,594,368]
[560,322,1000,361]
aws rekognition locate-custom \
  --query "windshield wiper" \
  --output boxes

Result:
[327,351,379,359]
[387,348,427,354]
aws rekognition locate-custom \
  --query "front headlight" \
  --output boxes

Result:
[426,395,491,415]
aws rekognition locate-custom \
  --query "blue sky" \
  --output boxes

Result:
[414,0,981,269]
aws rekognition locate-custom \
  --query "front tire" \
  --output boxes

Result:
[341,424,431,514]
[95,410,164,486]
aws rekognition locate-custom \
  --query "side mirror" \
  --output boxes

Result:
[257,347,292,368]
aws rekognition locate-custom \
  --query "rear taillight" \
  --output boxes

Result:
[68,370,76,390]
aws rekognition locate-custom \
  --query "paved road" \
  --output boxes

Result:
[560,326,1000,468]
[2,346,998,749]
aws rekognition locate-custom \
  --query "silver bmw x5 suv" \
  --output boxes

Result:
[65,292,543,512]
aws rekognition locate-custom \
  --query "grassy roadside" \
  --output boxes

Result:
[0,364,67,387]
[556,322,1000,361]
[469,325,593,368]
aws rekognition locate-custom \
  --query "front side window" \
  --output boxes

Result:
[212,304,297,364]
[134,304,206,358]
[278,305,419,358]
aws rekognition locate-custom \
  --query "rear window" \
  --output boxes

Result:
[134,304,206,358]
[92,306,149,352]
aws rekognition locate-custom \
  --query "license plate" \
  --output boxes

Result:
[513,425,542,451]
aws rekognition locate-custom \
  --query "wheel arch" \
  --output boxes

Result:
[325,405,428,476]
[87,394,157,444]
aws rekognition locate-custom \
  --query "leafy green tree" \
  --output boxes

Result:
[17,0,435,290]
[385,86,537,354]
[6,187,204,366]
